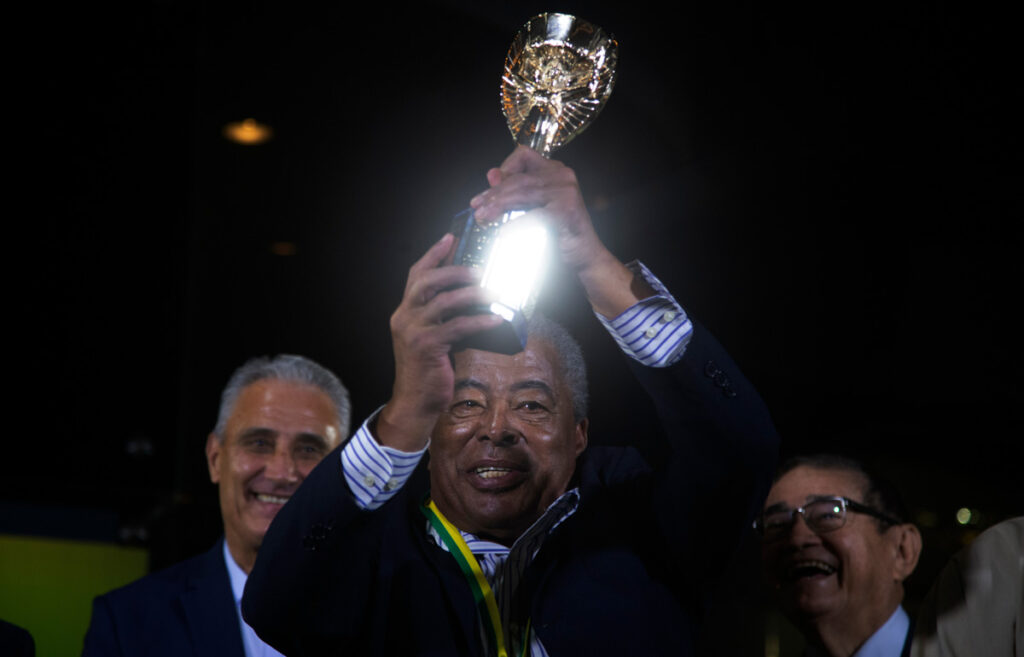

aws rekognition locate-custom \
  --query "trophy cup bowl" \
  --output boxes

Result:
[502,12,618,156]
[450,13,618,354]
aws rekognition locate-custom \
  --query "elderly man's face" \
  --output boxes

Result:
[206,379,342,570]
[429,337,588,545]
[760,466,907,630]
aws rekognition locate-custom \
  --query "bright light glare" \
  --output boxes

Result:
[480,213,548,319]
[955,508,972,525]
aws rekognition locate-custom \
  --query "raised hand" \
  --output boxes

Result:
[376,234,503,452]
[469,146,652,319]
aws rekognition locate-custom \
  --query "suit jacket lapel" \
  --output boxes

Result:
[180,540,247,657]
[901,622,915,657]
[410,490,487,657]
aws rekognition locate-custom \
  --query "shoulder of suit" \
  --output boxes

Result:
[96,544,221,605]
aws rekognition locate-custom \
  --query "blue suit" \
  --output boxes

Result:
[243,326,780,656]
[82,540,245,657]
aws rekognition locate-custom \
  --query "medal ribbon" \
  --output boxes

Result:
[421,498,530,657]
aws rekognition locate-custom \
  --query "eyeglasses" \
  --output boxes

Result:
[754,496,902,540]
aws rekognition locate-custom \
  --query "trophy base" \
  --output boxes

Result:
[451,304,529,356]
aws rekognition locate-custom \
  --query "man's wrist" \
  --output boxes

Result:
[594,261,693,367]
[342,411,427,510]
[376,399,436,452]
[577,248,654,319]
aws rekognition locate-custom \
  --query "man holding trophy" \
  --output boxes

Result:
[243,14,779,657]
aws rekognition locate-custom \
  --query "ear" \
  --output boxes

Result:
[205,432,222,484]
[573,418,589,457]
[891,523,923,582]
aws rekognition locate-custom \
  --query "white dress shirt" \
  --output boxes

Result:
[224,541,286,657]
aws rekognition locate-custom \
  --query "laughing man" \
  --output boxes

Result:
[757,454,923,657]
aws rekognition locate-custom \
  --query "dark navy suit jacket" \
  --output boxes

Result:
[244,325,780,656]
[82,540,245,657]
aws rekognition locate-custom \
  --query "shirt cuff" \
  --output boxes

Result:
[595,260,693,368]
[340,409,427,510]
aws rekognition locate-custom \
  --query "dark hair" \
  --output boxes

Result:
[775,454,910,530]
[526,313,588,423]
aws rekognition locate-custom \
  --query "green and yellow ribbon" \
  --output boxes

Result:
[421,498,531,657]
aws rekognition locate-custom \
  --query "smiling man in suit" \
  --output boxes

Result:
[242,147,780,657]
[758,455,923,657]
[82,354,350,657]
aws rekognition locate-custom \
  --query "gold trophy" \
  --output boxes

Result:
[450,12,618,353]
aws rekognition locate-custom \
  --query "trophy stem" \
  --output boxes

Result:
[448,12,617,354]
[517,106,558,157]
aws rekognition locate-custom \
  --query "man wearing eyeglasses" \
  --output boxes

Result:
[757,455,922,657]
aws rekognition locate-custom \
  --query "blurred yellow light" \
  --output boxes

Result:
[223,118,273,145]
[955,508,972,525]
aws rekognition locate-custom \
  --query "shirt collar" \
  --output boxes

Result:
[427,487,580,556]
[806,606,909,657]
[852,605,909,657]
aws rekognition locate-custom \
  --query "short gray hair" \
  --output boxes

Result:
[527,314,589,422]
[213,354,352,441]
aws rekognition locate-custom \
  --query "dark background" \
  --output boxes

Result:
[11,0,1020,653]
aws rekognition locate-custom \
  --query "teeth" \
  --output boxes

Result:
[788,560,837,578]
[474,467,512,479]
[255,494,290,505]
